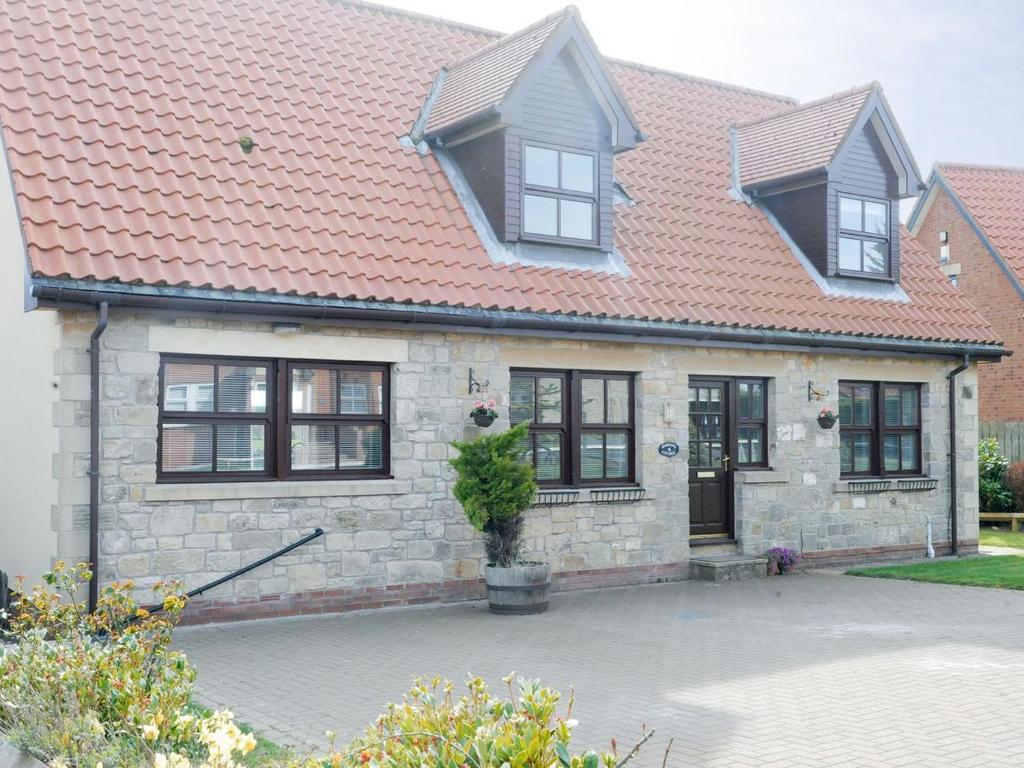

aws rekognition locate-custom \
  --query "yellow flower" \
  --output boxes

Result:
[142,723,160,741]
[175,714,195,729]
[237,733,257,755]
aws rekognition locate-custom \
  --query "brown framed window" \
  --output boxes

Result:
[838,194,890,277]
[158,355,389,482]
[521,142,598,246]
[287,363,388,477]
[510,369,635,487]
[838,381,921,477]
[735,379,768,468]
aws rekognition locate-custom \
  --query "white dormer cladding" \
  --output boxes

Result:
[734,83,923,286]
[411,7,641,271]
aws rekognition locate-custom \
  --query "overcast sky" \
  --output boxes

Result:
[392,0,1024,219]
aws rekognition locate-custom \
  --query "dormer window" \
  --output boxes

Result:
[522,143,597,245]
[838,195,890,276]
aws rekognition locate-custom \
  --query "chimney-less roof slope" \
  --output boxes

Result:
[936,163,1024,285]
[0,0,999,347]
[735,84,873,189]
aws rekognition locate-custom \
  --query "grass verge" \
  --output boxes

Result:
[979,527,1024,550]
[847,555,1024,590]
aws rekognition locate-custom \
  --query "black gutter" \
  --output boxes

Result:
[88,301,109,613]
[947,354,970,556]
[31,279,1007,361]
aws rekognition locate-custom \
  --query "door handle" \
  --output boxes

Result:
[722,455,730,467]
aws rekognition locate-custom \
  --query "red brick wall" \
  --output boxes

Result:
[915,187,1024,422]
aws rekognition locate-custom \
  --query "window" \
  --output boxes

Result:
[510,369,634,486]
[949,273,959,287]
[939,244,950,263]
[838,195,890,276]
[158,355,389,482]
[735,379,768,467]
[522,143,597,245]
[838,381,921,477]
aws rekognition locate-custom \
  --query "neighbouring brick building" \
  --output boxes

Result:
[0,0,1004,622]
[909,164,1024,423]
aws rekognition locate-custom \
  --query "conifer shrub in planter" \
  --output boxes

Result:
[450,422,549,614]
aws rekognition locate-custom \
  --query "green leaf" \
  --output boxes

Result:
[555,742,572,768]
[583,751,599,768]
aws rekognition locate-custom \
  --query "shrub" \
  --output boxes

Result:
[333,675,619,768]
[1006,462,1024,511]
[450,422,537,566]
[979,438,1013,513]
[0,562,222,767]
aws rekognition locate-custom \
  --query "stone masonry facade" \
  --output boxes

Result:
[914,186,1024,423]
[48,309,978,622]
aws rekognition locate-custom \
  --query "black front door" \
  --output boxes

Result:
[688,379,732,537]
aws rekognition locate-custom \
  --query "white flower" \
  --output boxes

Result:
[142,723,160,741]
[565,718,579,729]
[237,733,257,755]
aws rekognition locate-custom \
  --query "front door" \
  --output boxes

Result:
[688,379,732,538]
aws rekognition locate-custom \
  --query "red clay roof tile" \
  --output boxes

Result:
[0,0,999,346]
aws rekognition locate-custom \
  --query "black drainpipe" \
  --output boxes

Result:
[948,353,970,557]
[88,301,109,613]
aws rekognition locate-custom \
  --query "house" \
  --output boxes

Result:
[0,0,1003,622]
[909,163,1024,426]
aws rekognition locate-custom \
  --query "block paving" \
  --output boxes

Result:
[177,573,1024,767]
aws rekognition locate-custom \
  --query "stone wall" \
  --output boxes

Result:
[47,308,978,617]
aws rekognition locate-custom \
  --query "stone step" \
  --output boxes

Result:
[689,554,769,582]
[689,540,737,557]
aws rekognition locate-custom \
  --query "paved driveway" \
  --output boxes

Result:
[177,573,1024,767]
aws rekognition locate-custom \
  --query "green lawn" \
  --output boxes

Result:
[847,555,1024,590]
[980,528,1024,550]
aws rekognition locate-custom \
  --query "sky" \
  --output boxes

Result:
[390,0,1024,219]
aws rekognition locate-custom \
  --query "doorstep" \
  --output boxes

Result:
[689,553,768,582]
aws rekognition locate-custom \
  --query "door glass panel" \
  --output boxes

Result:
[510,376,535,423]
[338,424,382,469]
[536,433,562,481]
[161,423,213,472]
[709,442,723,467]
[524,145,558,187]
[581,433,604,479]
[216,424,265,472]
[291,424,336,470]
[537,377,563,424]
[292,368,336,414]
[606,379,630,424]
[561,152,594,193]
[581,378,604,423]
[164,363,215,412]
[605,433,628,478]
[218,366,267,413]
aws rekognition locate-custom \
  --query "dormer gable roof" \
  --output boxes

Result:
[419,6,641,150]
[735,82,922,195]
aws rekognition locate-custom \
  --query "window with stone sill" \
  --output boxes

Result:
[510,369,635,486]
[157,355,389,482]
[838,381,921,478]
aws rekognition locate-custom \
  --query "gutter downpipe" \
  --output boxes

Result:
[948,353,970,557]
[88,301,109,613]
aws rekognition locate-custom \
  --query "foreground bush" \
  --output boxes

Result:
[979,438,1013,513]
[335,675,621,768]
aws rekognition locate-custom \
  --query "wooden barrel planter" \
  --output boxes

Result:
[484,563,551,614]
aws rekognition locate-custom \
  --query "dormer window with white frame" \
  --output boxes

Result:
[838,194,890,276]
[522,143,598,245]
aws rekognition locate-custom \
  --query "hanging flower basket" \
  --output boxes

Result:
[470,398,498,428]
[817,406,838,429]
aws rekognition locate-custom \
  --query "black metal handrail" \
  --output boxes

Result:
[145,527,325,614]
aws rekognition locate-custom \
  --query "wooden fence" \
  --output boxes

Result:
[980,422,1024,463]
